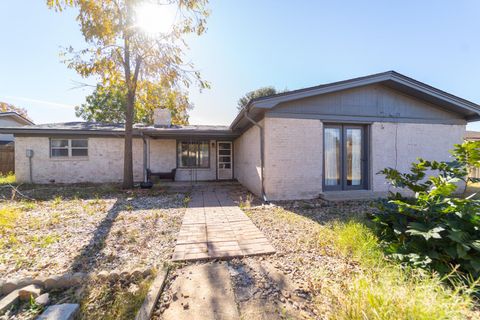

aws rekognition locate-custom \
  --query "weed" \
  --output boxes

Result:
[183,195,191,207]
[29,234,60,248]
[239,193,254,209]
[19,200,36,211]
[48,212,61,226]
[0,172,15,185]
[267,207,478,319]
[0,206,20,230]
[52,195,63,207]
[80,277,152,320]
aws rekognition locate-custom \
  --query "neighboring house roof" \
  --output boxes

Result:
[0,112,34,126]
[231,71,480,131]
[0,121,237,138]
[465,130,480,141]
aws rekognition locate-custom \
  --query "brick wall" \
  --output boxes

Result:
[234,122,262,197]
[15,137,144,183]
[264,117,323,200]
[148,139,176,172]
[371,122,466,192]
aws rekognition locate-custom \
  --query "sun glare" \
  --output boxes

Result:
[135,2,177,35]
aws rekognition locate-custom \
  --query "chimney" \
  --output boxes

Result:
[153,108,172,127]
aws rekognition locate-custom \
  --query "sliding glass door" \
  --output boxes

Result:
[324,124,367,190]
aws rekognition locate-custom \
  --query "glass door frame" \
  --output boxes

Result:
[323,123,369,191]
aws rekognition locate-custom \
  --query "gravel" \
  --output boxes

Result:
[0,188,186,280]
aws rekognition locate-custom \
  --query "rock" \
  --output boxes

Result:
[44,273,85,290]
[182,302,189,310]
[18,284,42,301]
[97,270,109,280]
[142,268,152,277]
[37,303,79,320]
[44,275,62,290]
[131,268,143,279]
[0,289,20,315]
[109,270,120,281]
[32,277,47,288]
[35,293,50,307]
[120,270,130,279]
[71,272,87,285]
[2,277,34,295]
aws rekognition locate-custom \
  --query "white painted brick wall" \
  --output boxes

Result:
[233,122,262,197]
[15,137,219,183]
[15,137,144,183]
[371,122,466,192]
[148,139,176,172]
[264,117,323,200]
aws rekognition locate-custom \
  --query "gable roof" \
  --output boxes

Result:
[230,71,480,131]
[0,112,34,126]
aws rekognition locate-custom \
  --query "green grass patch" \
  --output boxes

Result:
[268,207,478,319]
[0,206,21,249]
[328,221,477,319]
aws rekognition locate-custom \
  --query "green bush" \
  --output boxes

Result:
[371,141,480,278]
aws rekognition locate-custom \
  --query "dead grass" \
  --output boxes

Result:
[245,204,479,320]
[0,185,185,279]
[80,275,154,320]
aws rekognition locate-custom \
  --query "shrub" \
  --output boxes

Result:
[371,141,480,278]
[0,172,15,185]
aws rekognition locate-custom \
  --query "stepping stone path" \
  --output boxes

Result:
[37,303,79,320]
[172,188,275,261]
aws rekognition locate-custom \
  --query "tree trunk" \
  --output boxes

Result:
[123,90,135,189]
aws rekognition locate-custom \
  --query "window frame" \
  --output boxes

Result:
[50,138,89,158]
[176,140,210,169]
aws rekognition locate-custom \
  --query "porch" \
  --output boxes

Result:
[140,126,239,183]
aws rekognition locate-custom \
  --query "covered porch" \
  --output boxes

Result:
[139,125,239,184]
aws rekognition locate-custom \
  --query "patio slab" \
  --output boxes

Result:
[172,189,275,261]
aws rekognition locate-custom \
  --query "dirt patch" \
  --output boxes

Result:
[0,185,186,279]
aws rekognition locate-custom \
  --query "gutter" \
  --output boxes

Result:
[244,110,268,203]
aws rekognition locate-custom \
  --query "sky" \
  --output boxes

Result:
[1,1,480,130]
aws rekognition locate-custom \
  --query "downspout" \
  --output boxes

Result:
[244,111,268,203]
[141,132,148,183]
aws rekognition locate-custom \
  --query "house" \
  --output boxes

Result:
[1,71,479,200]
[0,112,34,145]
[465,130,480,141]
[0,112,34,174]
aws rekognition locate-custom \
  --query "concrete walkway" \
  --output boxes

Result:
[161,264,240,320]
[172,188,275,261]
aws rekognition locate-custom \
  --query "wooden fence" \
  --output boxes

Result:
[0,144,14,174]
[469,167,480,179]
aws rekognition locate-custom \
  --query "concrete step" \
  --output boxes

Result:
[320,190,387,201]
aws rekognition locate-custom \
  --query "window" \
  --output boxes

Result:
[177,141,209,168]
[51,139,88,157]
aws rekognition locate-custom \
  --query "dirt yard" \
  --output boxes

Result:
[0,184,186,279]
